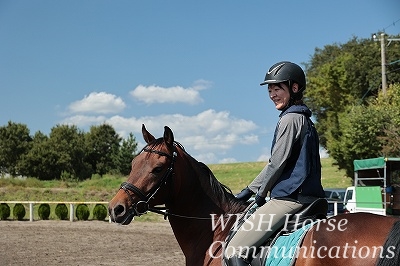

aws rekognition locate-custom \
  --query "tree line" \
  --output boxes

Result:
[0,122,138,180]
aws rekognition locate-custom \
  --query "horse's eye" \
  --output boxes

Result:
[153,167,163,174]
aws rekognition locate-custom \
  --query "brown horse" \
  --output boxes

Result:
[108,125,400,266]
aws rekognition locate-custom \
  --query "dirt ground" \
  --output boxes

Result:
[0,220,185,266]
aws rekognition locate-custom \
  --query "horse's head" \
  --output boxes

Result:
[108,124,177,224]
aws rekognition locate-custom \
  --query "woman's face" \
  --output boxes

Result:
[268,83,291,110]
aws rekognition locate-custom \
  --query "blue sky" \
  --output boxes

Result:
[1,1,399,164]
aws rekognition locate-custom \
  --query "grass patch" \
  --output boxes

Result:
[210,157,351,193]
[209,162,266,193]
[320,158,351,188]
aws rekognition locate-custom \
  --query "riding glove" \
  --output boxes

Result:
[235,187,254,201]
[254,194,266,207]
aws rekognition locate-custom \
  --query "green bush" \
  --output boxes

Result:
[38,203,51,220]
[0,203,11,220]
[13,203,26,220]
[75,204,90,221]
[55,203,68,220]
[93,204,108,220]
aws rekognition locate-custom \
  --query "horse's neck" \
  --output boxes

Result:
[167,197,243,266]
[165,157,247,264]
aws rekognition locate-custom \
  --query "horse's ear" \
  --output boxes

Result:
[142,124,155,144]
[163,126,174,148]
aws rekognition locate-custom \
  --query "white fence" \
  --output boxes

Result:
[0,201,109,222]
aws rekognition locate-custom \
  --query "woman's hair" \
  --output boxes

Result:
[280,81,304,104]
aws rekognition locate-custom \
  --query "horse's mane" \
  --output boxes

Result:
[143,138,248,213]
[196,161,247,211]
[173,141,248,213]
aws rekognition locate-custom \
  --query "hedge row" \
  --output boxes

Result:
[0,203,108,221]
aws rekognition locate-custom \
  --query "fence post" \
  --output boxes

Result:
[70,203,74,222]
[29,202,34,222]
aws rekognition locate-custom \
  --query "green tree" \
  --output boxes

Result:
[85,124,121,176]
[376,84,400,156]
[326,84,400,177]
[305,36,400,147]
[19,125,91,180]
[0,121,32,176]
[305,35,400,175]
[47,125,91,180]
[327,105,385,177]
[18,131,54,180]
[116,132,138,175]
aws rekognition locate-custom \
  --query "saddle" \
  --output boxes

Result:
[224,198,328,266]
[284,198,328,232]
[252,198,328,266]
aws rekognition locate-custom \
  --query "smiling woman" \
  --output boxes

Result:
[268,83,294,110]
[225,61,326,265]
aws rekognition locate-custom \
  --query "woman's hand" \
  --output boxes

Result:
[235,187,254,201]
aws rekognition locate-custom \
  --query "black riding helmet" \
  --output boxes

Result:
[260,61,306,99]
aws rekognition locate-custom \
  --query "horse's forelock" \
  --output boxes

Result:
[147,138,164,148]
[145,138,184,153]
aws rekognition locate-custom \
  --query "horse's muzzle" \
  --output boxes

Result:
[108,202,135,225]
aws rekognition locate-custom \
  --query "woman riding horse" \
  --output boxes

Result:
[225,61,325,266]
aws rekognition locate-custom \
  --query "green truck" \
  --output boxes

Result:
[344,157,400,216]
[344,186,386,215]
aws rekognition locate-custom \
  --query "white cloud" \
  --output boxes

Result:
[60,109,258,164]
[219,157,238,164]
[191,79,212,91]
[257,154,270,162]
[130,80,211,105]
[60,80,260,164]
[61,115,109,126]
[193,152,218,164]
[68,92,126,114]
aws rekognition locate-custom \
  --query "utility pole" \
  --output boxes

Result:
[372,33,400,96]
[379,33,387,95]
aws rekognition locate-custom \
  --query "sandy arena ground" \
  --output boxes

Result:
[0,220,185,266]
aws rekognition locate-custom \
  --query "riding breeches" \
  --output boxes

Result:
[224,198,303,259]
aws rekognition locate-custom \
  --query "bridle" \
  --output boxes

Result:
[118,143,216,221]
[119,145,177,218]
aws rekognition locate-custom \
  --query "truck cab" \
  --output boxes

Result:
[344,186,386,216]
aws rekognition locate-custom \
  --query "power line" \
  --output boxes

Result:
[383,18,400,32]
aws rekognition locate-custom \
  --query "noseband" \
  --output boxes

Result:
[119,146,177,217]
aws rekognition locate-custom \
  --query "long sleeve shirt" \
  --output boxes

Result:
[248,104,325,200]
